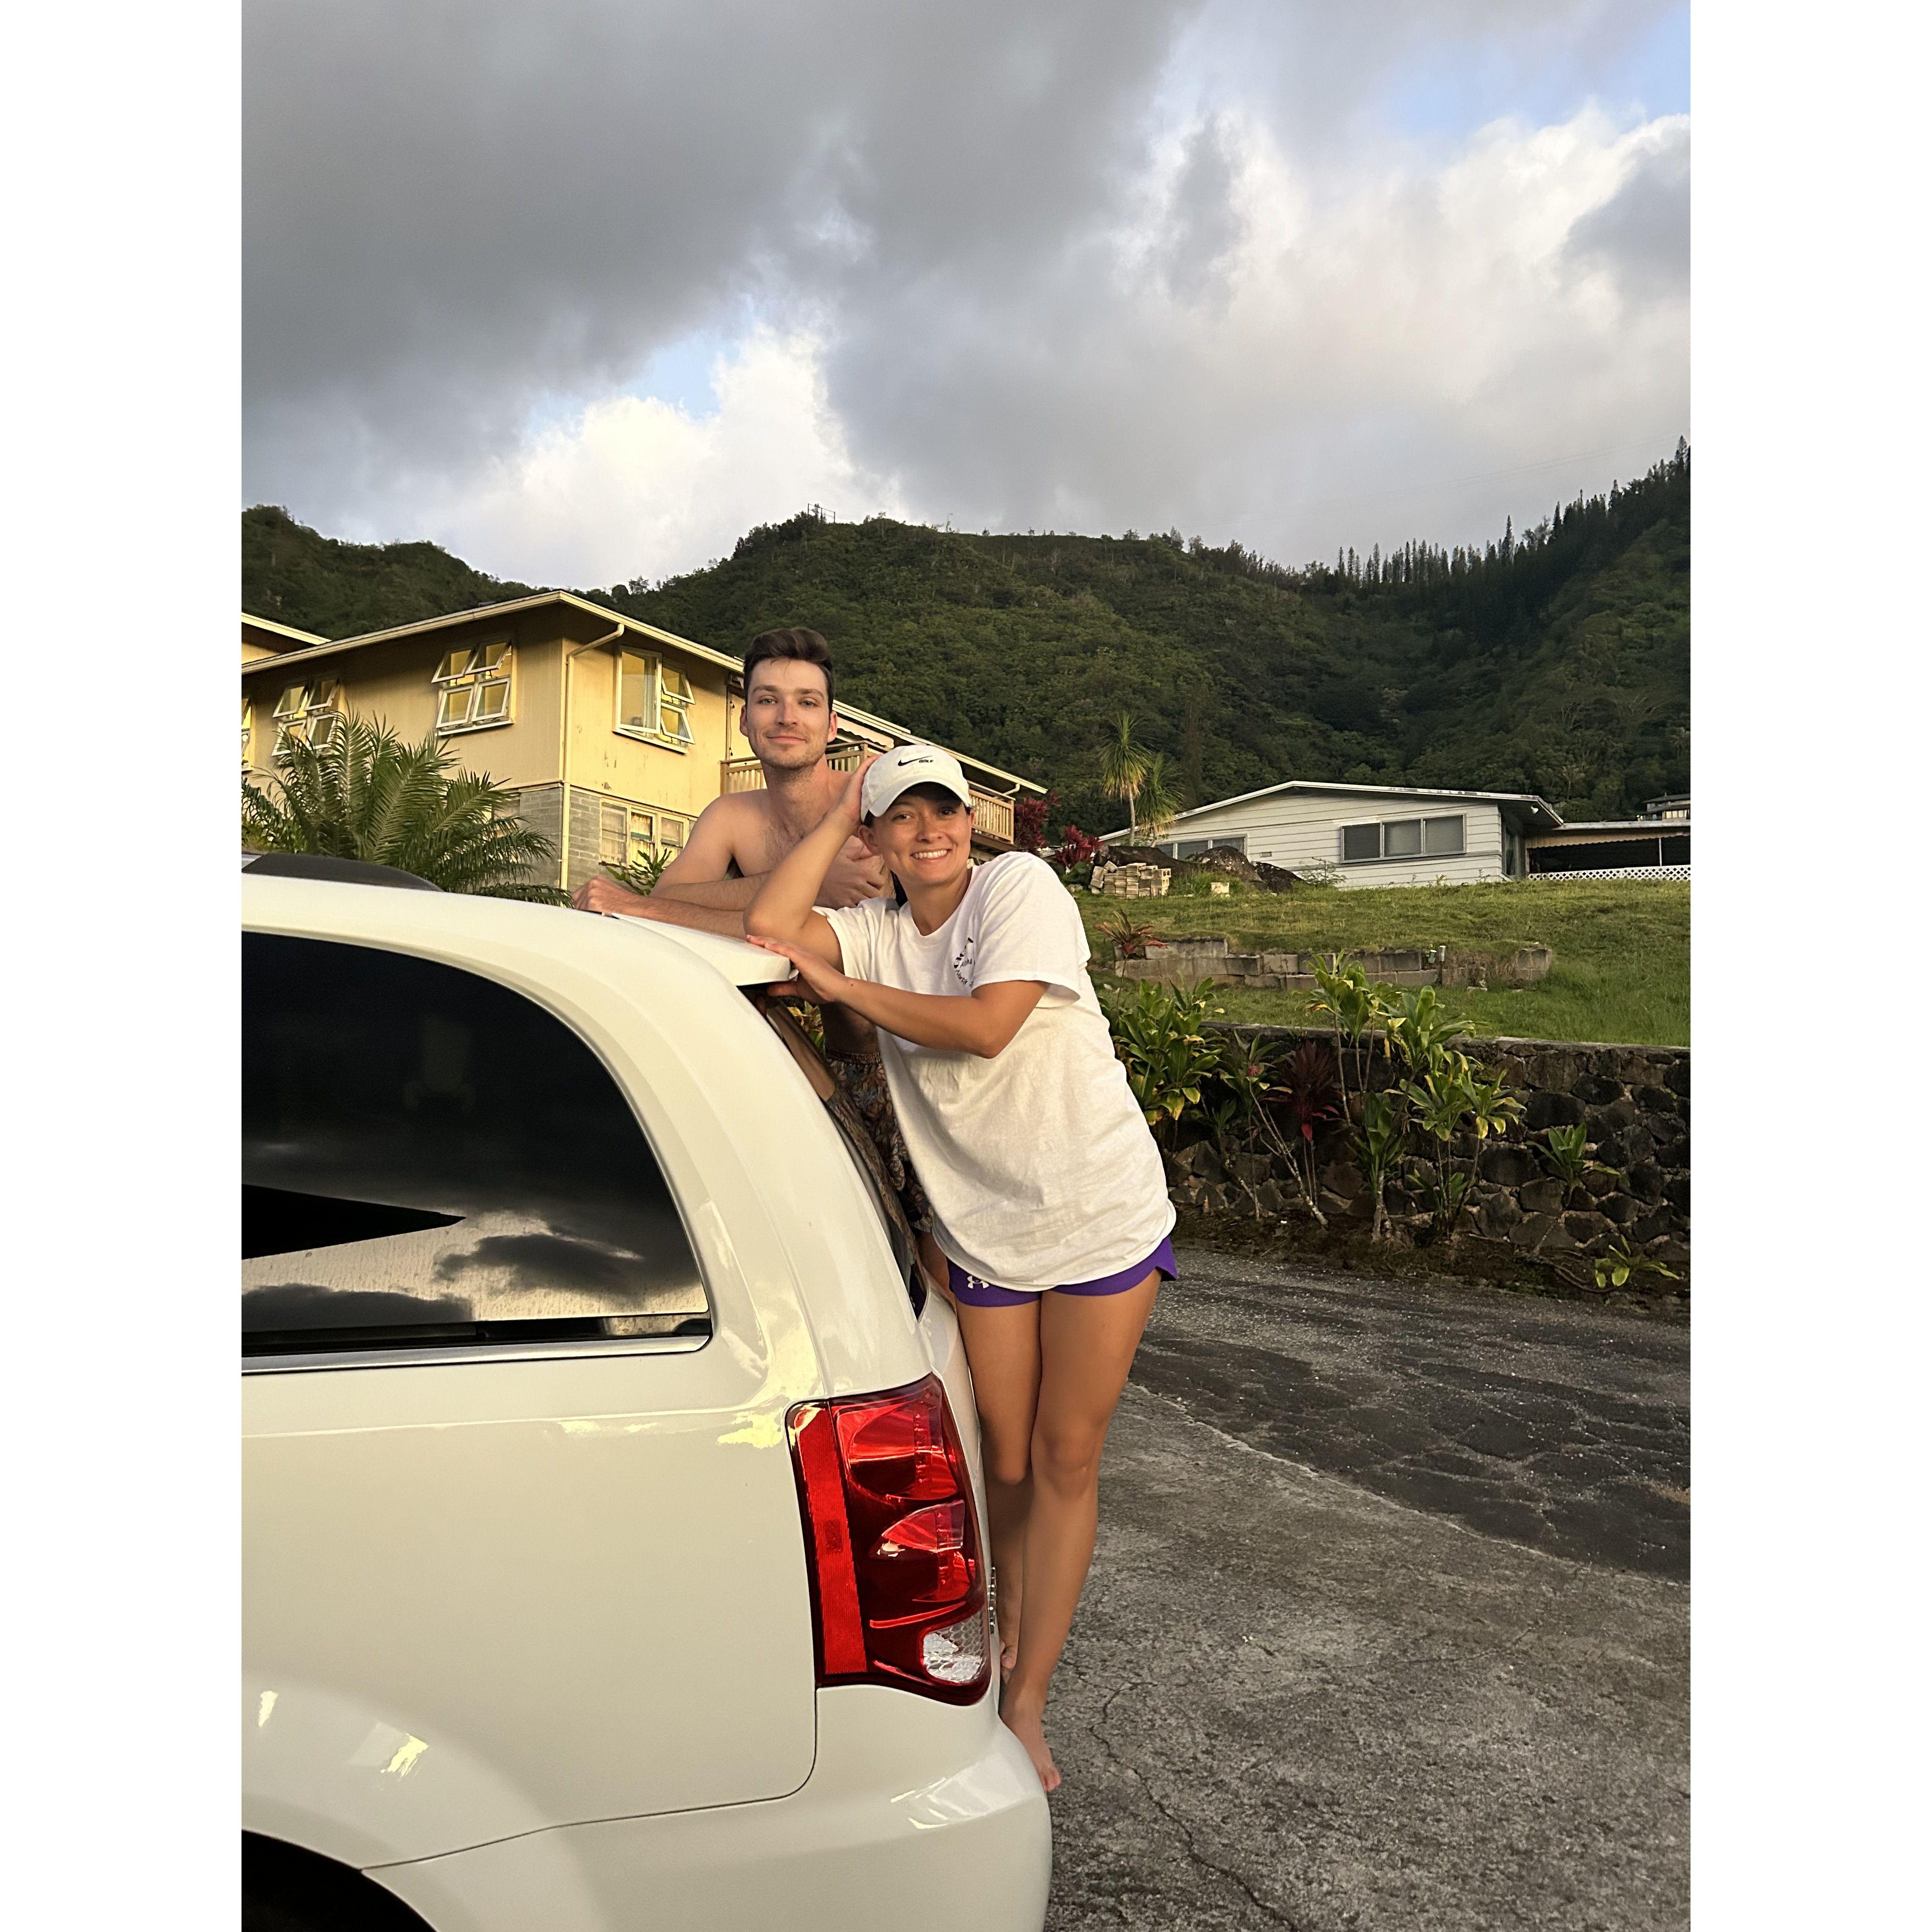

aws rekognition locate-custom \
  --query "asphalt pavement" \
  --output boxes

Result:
[1039,1242,1689,1931]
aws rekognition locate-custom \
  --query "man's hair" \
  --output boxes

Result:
[743,626,834,709]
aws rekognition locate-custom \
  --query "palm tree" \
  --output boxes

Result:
[1099,714,1150,844]
[1137,752,1178,842]
[242,713,564,900]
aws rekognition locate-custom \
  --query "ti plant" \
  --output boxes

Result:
[1097,979,1224,1142]
[1384,984,1474,1082]
[1354,1090,1405,1242]
[1308,953,1390,1106]
[1407,1067,1475,1233]
[1592,1240,1683,1293]
[1270,1040,1344,1226]
[1536,1122,1623,1209]
[1097,908,1158,961]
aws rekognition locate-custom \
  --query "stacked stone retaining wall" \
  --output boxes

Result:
[1168,1025,1690,1286]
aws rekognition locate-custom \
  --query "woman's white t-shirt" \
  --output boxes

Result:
[823,852,1174,1292]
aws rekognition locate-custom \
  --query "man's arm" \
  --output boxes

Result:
[571,795,754,921]
[646,801,761,907]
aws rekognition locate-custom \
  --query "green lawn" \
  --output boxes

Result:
[1081,877,1689,1047]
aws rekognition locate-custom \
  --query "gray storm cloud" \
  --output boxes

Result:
[1564,122,1690,304]
[245,0,1688,577]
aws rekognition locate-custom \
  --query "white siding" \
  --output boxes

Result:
[1161,793,1509,889]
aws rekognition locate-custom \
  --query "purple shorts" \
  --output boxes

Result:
[947,1234,1177,1309]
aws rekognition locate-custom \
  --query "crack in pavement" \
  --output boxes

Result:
[1082,1677,1304,1932]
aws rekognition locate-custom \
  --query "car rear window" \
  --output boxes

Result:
[243,933,708,1361]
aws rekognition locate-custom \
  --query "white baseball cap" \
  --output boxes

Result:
[861,744,974,819]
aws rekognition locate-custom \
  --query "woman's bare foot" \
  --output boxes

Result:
[1000,1688,1060,1793]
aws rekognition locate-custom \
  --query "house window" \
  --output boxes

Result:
[599,800,667,868]
[273,679,343,754]
[657,814,688,850]
[1171,836,1245,860]
[1339,813,1465,864]
[616,651,696,749]
[242,697,254,767]
[434,642,513,731]
[598,801,629,866]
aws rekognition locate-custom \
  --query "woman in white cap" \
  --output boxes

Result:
[748,744,1175,1794]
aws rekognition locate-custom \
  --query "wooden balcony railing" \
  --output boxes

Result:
[722,752,1016,846]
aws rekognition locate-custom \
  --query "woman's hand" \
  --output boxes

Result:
[835,752,880,829]
[751,935,853,1005]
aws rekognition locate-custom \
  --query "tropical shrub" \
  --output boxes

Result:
[1384,984,1473,1081]
[1048,825,1108,881]
[1354,1090,1404,1243]
[1536,1122,1622,1208]
[1308,952,1391,1104]
[602,847,674,897]
[1272,1040,1343,1225]
[242,713,564,900]
[1593,1240,1682,1292]
[1013,789,1057,853]
[1096,979,1224,1140]
[1097,909,1157,960]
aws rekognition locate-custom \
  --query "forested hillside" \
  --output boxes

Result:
[243,443,1687,831]
[243,504,539,639]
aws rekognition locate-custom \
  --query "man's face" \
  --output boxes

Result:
[742,659,835,772]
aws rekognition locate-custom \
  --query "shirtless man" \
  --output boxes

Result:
[572,626,887,933]
[573,627,934,1244]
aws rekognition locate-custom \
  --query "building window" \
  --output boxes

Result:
[242,697,254,767]
[1165,835,1247,860]
[1338,814,1465,864]
[598,801,628,866]
[273,679,343,754]
[616,650,696,749]
[598,799,673,868]
[434,642,513,731]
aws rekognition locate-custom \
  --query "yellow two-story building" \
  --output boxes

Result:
[241,593,1041,894]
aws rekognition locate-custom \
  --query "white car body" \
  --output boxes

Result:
[242,872,1050,1930]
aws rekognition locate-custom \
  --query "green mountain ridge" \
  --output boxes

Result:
[243,444,1688,832]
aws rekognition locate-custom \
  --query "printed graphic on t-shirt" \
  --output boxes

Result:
[952,934,977,987]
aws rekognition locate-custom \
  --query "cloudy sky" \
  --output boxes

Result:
[244,0,1688,588]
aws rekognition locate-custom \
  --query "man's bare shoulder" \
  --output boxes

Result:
[689,787,785,864]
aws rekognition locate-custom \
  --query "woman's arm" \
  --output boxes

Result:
[744,760,873,966]
[749,935,1047,1058]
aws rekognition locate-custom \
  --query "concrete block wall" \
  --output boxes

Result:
[506,782,564,890]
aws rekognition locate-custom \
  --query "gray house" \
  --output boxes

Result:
[1113,781,1689,888]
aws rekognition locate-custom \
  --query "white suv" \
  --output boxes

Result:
[242,859,1051,1931]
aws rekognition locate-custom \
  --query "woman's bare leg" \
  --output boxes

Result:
[952,1298,1043,1681]
[1001,1271,1162,1793]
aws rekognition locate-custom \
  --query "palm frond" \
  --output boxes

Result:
[242,710,558,897]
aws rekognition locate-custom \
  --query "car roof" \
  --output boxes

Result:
[620,914,794,986]
[241,872,793,987]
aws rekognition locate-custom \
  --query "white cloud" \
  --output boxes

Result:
[413,331,907,587]
[825,104,1688,563]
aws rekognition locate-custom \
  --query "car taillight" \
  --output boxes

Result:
[788,1374,991,1703]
